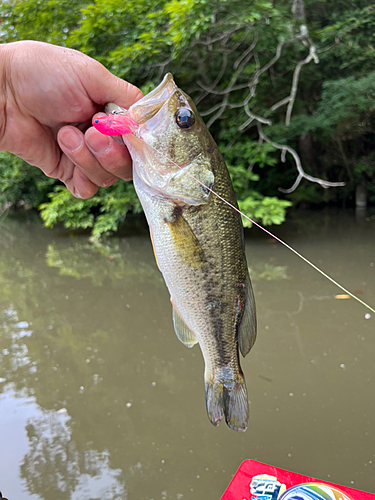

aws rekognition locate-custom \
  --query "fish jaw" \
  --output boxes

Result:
[128,73,178,125]
[123,74,217,205]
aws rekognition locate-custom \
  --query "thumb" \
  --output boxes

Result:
[79,58,144,110]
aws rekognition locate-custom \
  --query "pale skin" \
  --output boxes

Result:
[0,40,143,198]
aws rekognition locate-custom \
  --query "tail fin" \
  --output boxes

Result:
[205,371,249,432]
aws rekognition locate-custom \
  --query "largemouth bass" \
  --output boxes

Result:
[96,74,257,431]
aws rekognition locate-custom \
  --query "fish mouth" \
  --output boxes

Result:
[129,73,177,125]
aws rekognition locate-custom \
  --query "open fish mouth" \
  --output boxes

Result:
[129,73,178,125]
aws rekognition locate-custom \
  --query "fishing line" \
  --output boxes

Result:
[143,139,375,315]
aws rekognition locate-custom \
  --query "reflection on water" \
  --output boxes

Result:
[45,239,159,286]
[21,410,126,500]
[0,210,374,499]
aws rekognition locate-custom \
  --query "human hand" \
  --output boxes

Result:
[0,41,143,198]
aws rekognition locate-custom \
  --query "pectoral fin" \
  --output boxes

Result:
[171,301,198,348]
[239,275,257,357]
[166,206,206,268]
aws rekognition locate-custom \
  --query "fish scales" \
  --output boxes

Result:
[110,74,257,431]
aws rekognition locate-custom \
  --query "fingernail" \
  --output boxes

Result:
[87,134,111,154]
[60,128,83,152]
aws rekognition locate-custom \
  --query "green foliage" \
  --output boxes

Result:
[39,182,141,239]
[0,152,56,208]
[317,4,375,74]
[222,139,291,226]
[317,73,375,132]
[2,0,375,237]
[238,196,292,228]
[0,0,88,45]
[39,186,96,229]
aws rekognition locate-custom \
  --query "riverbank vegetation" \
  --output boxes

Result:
[1,0,374,237]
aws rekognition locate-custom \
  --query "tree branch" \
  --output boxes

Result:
[285,45,318,126]
[192,2,340,195]
[257,124,346,193]
[238,103,271,130]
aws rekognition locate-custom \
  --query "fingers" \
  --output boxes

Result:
[56,154,99,199]
[2,41,140,200]
[57,125,133,198]
[85,127,133,181]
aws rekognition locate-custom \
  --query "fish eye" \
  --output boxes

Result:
[175,108,195,129]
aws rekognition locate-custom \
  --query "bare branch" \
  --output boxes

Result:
[197,81,248,95]
[206,95,229,129]
[292,0,306,36]
[190,6,338,196]
[200,31,318,132]
[191,25,243,47]
[238,102,271,130]
[317,42,337,54]
[207,32,312,110]
[233,34,258,70]
[200,102,227,117]
[285,46,318,126]
[199,37,258,127]
[195,52,228,106]
[153,57,173,80]
[257,124,346,193]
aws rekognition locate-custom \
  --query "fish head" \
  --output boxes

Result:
[124,73,216,205]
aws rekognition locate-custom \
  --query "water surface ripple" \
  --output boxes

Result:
[0,209,374,499]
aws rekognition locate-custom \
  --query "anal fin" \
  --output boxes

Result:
[172,301,198,348]
[239,273,257,357]
[149,226,160,270]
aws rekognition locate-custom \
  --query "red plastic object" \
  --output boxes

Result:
[221,460,375,500]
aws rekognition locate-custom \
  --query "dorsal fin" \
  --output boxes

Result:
[172,302,198,348]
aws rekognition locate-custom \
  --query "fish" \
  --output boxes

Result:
[95,73,257,431]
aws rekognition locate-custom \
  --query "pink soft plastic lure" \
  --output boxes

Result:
[92,114,139,136]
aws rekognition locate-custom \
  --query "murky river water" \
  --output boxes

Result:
[0,209,374,499]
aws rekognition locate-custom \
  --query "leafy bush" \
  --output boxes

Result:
[0,152,56,209]
[1,0,375,237]
[39,182,142,239]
